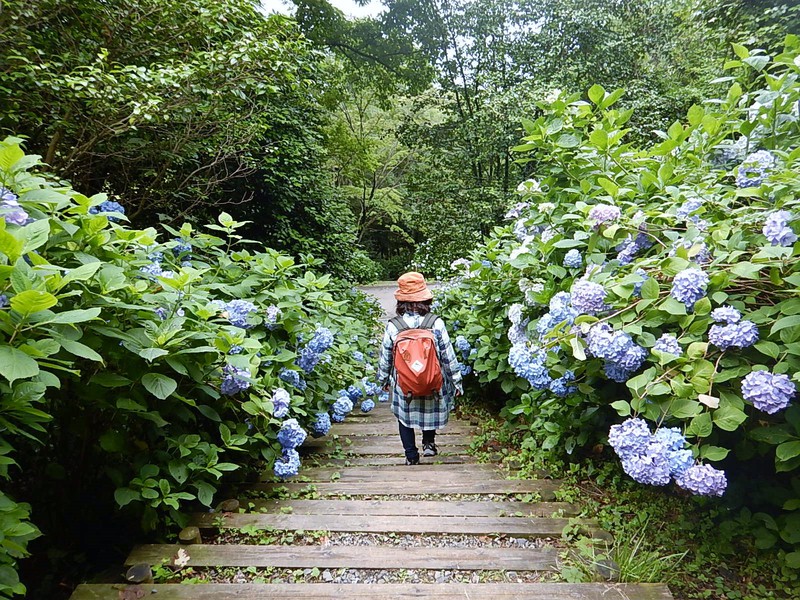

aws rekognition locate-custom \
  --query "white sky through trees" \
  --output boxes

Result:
[259,0,385,18]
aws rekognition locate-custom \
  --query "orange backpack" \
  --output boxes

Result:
[390,313,443,399]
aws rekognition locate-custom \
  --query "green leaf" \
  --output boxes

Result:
[195,481,215,507]
[713,406,747,431]
[730,262,762,280]
[556,134,580,148]
[60,339,103,362]
[99,431,126,452]
[0,346,40,383]
[570,337,586,361]
[114,487,140,507]
[687,413,713,437]
[18,219,50,254]
[640,277,659,299]
[588,84,605,105]
[37,308,101,325]
[59,262,103,289]
[141,373,178,400]
[776,441,800,462]
[611,400,631,416]
[771,315,800,336]
[10,290,57,316]
[139,348,169,361]
[698,445,729,461]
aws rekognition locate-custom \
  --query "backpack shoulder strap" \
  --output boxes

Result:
[390,316,410,332]
[420,312,439,330]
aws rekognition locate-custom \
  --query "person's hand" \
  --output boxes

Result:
[456,389,463,397]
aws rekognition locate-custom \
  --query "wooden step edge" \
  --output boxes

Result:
[70,582,674,599]
[125,543,560,571]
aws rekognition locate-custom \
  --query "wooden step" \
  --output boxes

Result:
[290,464,505,482]
[303,455,479,467]
[244,499,580,517]
[71,582,674,599]
[304,434,474,448]
[331,424,475,436]
[247,479,559,497]
[126,543,559,570]
[301,440,471,456]
[191,512,599,538]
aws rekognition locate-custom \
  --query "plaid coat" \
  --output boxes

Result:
[377,313,463,430]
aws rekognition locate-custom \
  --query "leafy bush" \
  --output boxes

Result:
[0,138,381,596]
[437,37,800,572]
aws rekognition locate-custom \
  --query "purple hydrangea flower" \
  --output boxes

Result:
[308,327,334,353]
[653,334,682,356]
[277,418,307,449]
[621,443,672,486]
[670,239,712,264]
[741,370,796,414]
[616,226,654,265]
[570,280,607,316]
[736,150,776,188]
[671,268,709,310]
[273,448,301,479]
[711,306,741,324]
[675,464,727,496]
[279,368,307,391]
[708,320,758,350]
[563,249,583,268]
[763,211,797,247]
[220,365,251,396]
[608,418,652,459]
[272,388,291,419]
[588,204,621,227]
[360,399,375,413]
[154,307,168,320]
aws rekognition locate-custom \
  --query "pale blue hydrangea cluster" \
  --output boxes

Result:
[536,292,579,338]
[0,295,8,308]
[273,448,301,479]
[307,327,335,353]
[588,204,621,227]
[89,200,126,222]
[609,419,709,490]
[675,464,727,497]
[615,225,654,265]
[586,323,647,382]
[279,368,307,391]
[228,345,243,355]
[513,219,541,242]
[378,391,390,403]
[218,300,258,328]
[0,188,29,226]
[711,306,741,324]
[736,150,776,188]
[508,343,551,390]
[762,211,797,247]
[311,412,332,437]
[507,303,530,345]
[549,371,576,397]
[563,249,582,268]
[360,399,375,412]
[139,251,176,280]
[362,379,382,396]
[277,418,307,449]
[272,388,291,419]
[676,197,703,219]
[741,370,796,414]
[653,334,682,356]
[505,202,530,220]
[264,305,281,330]
[220,365,251,396]
[353,351,365,362]
[670,268,709,310]
[346,385,363,402]
[670,238,711,264]
[708,320,759,350]
[172,238,192,255]
[570,280,607,316]
[296,346,322,374]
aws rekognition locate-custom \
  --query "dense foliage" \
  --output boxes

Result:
[438,37,800,572]
[0,138,382,596]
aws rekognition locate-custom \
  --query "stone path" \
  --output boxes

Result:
[69,401,673,599]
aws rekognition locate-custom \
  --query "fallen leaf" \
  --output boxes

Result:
[118,586,147,600]
[698,394,720,409]
[173,547,190,568]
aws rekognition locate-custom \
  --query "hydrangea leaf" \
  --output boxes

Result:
[0,347,39,383]
[713,406,747,431]
[142,373,178,400]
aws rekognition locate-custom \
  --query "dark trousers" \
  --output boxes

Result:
[398,421,435,461]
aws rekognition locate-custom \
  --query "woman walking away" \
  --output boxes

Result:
[378,272,463,465]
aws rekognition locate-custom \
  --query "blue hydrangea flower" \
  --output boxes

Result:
[360,399,375,413]
[362,379,381,396]
[563,249,583,268]
[481,260,492,268]
[279,368,306,391]
[604,363,632,383]
[741,370,796,414]
[172,238,192,255]
[616,226,654,265]
[508,343,552,390]
[0,295,8,309]
[653,334,682,356]
[588,204,621,227]
[220,365,251,396]
[0,192,28,226]
[736,150,776,188]
[265,305,281,330]
[508,304,526,326]
[708,321,758,350]
[763,211,797,247]
[670,239,712,264]
[277,418,307,449]
[378,391,389,403]
[272,388,291,419]
[711,306,741,324]
[331,412,345,423]
[273,448,301,479]
[671,268,709,310]
[508,323,529,345]
[312,412,332,437]
[570,280,607,315]
[332,396,354,416]
[675,464,727,496]
[228,345,243,355]
[353,351,365,362]
[455,335,471,354]
[505,202,531,220]
[633,269,648,297]
[154,307,168,320]
[676,198,703,219]
[308,327,334,353]
[296,346,322,374]
[608,418,653,459]
[652,427,686,452]
[621,443,672,486]
[537,292,579,338]
[220,300,257,329]
[347,385,363,401]
[89,200,125,222]
[667,449,695,478]
[460,364,472,376]
[549,373,576,397]
[140,262,164,278]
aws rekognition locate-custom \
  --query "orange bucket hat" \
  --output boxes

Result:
[394,271,433,302]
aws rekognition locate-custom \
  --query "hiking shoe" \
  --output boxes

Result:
[405,456,420,465]
[422,442,438,457]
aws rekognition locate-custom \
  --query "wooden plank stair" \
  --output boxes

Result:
[69,401,672,599]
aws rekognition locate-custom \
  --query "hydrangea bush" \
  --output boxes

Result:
[437,39,800,571]
[0,138,383,596]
